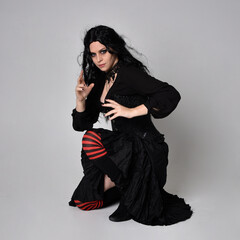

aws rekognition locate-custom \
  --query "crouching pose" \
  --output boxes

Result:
[69,25,193,226]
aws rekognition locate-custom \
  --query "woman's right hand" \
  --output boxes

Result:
[75,70,95,102]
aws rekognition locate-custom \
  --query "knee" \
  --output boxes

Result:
[82,130,107,160]
[82,131,102,148]
[83,130,101,138]
[82,130,102,145]
[104,174,116,192]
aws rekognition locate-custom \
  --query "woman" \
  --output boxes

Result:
[69,25,193,226]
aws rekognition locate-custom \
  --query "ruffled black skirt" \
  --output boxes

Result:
[70,127,193,226]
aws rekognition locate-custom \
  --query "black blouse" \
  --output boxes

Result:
[71,65,181,132]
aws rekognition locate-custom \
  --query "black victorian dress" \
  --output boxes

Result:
[69,64,193,226]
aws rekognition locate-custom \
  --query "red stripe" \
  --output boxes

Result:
[93,202,99,210]
[97,200,103,208]
[83,146,102,150]
[81,204,92,210]
[91,201,102,210]
[97,201,101,208]
[85,202,100,210]
[85,205,94,211]
[87,148,106,156]
[82,140,100,146]
[74,200,103,210]
[87,131,101,140]
[78,201,99,210]
[89,151,107,159]
[83,134,103,145]
[77,203,92,209]
[78,200,98,207]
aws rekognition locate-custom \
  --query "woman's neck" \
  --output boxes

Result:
[106,60,121,83]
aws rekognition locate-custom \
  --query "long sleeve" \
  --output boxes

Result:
[121,65,181,119]
[71,108,99,131]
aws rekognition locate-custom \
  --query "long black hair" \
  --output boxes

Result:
[78,25,149,119]
[79,25,149,85]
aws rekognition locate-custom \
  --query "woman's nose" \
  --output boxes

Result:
[96,54,102,62]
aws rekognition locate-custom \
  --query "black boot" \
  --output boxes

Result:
[109,198,132,222]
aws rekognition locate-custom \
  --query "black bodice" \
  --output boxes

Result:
[99,94,164,142]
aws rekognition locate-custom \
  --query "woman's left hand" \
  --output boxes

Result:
[102,99,133,120]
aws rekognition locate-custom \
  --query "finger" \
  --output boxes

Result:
[77,70,82,83]
[76,86,85,90]
[104,99,118,107]
[78,83,86,88]
[109,114,118,121]
[80,69,83,79]
[84,83,94,94]
[88,83,94,89]
[104,109,117,117]
[102,103,114,108]
[78,70,85,84]
[105,99,118,104]
[76,87,85,91]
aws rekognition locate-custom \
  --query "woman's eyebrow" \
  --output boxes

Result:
[90,48,106,54]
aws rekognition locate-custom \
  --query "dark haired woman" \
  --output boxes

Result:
[69,25,193,226]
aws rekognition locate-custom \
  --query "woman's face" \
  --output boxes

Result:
[89,41,118,72]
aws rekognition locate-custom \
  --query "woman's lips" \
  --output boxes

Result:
[98,64,105,68]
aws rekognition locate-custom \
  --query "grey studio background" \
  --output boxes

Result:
[0,0,239,239]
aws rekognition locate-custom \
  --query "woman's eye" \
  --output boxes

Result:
[90,53,96,57]
[100,49,107,54]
